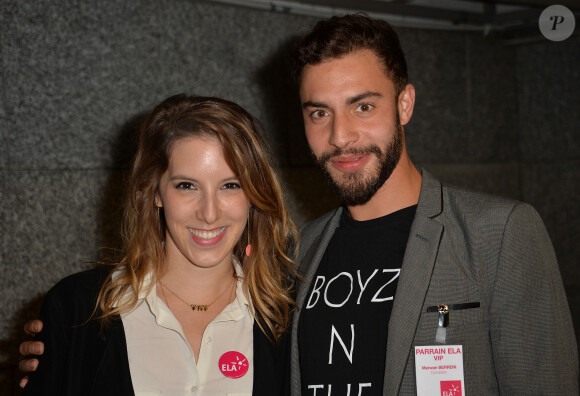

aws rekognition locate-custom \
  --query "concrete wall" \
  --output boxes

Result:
[1,1,578,393]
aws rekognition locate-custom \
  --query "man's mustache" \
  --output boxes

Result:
[317,145,382,165]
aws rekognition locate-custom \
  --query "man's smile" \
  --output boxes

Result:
[330,154,370,172]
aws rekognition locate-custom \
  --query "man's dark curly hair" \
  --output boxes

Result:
[290,13,408,98]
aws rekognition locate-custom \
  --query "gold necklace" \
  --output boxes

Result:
[158,276,236,312]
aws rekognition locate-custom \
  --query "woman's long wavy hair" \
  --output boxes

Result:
[95,94,299,341]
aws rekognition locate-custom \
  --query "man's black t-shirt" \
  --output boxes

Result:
[299,205,416,395]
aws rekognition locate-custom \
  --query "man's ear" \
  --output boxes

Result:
[397,84,415,126]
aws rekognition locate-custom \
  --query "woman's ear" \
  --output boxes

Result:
[155,192,163,208]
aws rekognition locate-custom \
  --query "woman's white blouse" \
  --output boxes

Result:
[120,262,254,396]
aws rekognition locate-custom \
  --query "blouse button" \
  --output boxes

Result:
[191,385,198,393]
[206,336,213,344]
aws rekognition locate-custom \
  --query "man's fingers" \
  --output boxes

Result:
[19,321,44,382]
[18,358,39,373]
[19,340,44,356]
[23,320,43,335]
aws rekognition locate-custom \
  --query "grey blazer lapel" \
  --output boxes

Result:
[290,207,343,396]
[383,170,444,395]
[295,208,343,304]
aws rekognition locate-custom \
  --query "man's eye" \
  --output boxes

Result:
[311,109,327,119]
[176,182,196,190]
[357,103,373,112]
[222,182,242,190]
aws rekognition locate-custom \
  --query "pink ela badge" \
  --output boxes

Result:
[219,351,249,379]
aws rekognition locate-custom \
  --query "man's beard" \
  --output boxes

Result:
[315,120,403,207]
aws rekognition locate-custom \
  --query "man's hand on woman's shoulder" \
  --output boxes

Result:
[18,319,44,388]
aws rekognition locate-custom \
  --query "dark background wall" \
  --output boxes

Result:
[1,1,578,394]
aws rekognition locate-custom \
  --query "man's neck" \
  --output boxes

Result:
[346,153,422,221]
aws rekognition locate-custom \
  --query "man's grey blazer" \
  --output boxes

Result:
[290,169,578,395]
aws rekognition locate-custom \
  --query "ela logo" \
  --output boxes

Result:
[440,380,462,396]
[218,351,249,379]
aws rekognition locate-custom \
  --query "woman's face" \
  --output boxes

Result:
[156,135,250,271]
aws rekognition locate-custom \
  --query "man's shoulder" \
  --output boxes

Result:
[444,182,519,208]
[439,181,542,229]
[422,169,518,208]
[419,169,543,230]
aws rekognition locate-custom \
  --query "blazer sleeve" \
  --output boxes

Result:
[489,202,579,394]
[21,284,69,395]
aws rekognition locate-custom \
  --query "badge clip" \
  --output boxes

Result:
[427,301,480,344]
[435,304,449,344]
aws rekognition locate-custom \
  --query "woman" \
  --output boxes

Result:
[21,94,298,395]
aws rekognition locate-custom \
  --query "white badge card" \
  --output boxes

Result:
[414,345,465,396]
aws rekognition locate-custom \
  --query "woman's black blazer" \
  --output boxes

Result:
[22,268,289,396]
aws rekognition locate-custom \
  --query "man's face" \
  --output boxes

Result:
[299,49,407,206]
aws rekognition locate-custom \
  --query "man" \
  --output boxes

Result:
[19,14,578,395]
[288,14,577,395]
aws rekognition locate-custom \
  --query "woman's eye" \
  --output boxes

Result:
[222,182,242,190]
[176,182,196,190]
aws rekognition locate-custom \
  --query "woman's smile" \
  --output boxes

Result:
[188,226,228,245]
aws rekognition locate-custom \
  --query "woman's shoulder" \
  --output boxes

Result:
[46,267,111,300]
[36,267,114,326]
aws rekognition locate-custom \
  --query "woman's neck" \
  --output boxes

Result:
[159,254,236,301]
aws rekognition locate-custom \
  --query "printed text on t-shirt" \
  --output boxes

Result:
[306,269,400,308]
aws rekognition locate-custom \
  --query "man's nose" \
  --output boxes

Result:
[329,112,358,149]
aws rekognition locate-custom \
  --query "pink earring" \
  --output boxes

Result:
[245,211,252,257]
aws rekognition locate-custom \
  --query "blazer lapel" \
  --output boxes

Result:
[295,207,343,307]
[91,317,135,395]
[383,170,444,395]
[290,208,343,395]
